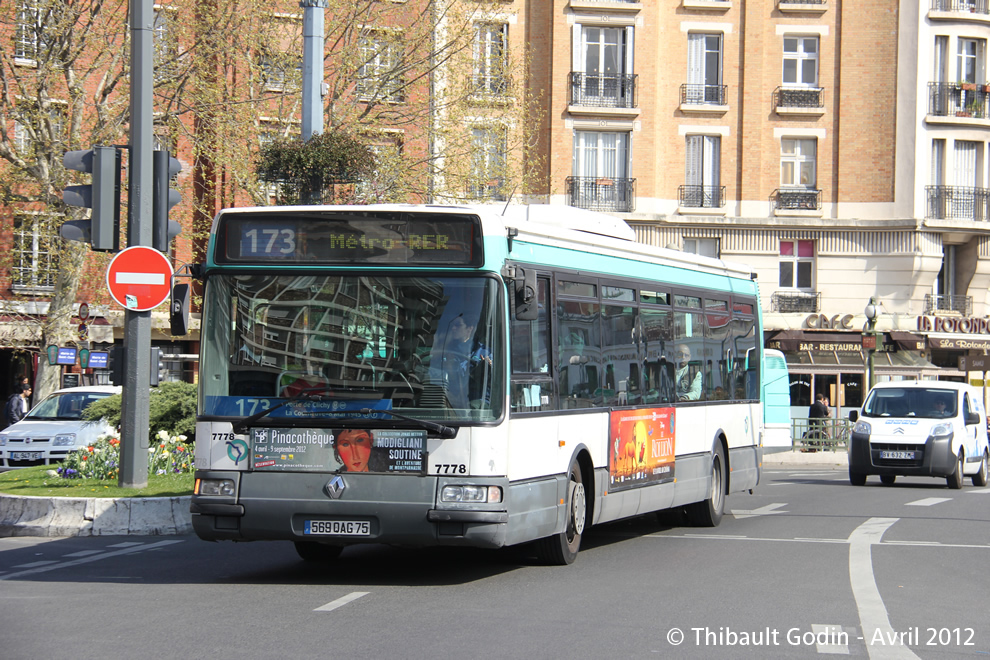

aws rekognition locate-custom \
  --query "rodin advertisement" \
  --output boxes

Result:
[251,428,427,474]
[608,408,676,491]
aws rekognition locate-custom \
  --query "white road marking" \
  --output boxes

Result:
[904,497,951,507]
[848,518,920,660]
[812,624,850,655]
[314,591,369,612]
[0,540,183,581]
[115,272,165,285]
[10,560,58,569]
[968,487,990,494]
[63,550,104,558]
[730,503,787,519]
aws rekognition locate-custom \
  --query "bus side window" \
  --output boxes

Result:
[510,277,552,413]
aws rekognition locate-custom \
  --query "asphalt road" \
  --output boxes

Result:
[1,465,987,660]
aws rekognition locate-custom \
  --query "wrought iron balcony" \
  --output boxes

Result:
[927,82,989,118]
[678,184,725,208]
[680,83,727,106]
[931,0,989,15]
[566,176,636,213]
[925,185,990,220]
[774,86,825,109]
[773,188,821,211]
[771,291,820,313]
[569,72,638,109]
[779,0,827,5]
[924,293,973,316]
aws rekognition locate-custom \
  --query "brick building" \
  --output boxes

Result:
[4,0,990,418]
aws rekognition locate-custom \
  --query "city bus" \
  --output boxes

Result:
[191,203,766,564]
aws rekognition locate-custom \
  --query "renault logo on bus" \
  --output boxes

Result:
[325,475,346,499]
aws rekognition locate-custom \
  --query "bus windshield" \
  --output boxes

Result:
[200,273,503,424]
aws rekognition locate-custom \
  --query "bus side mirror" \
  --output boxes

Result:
[515,268,538,321]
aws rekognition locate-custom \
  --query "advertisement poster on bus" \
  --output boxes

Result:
[251,428,427,474]
[608,408,675,491]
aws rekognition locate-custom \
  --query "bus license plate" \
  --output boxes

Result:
[880,450,915,460]
[305,520,371,536]
[10,451,43,460]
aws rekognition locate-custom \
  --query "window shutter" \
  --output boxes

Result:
[686,136,702,187]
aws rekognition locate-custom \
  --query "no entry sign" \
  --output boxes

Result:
[106,246,173,311]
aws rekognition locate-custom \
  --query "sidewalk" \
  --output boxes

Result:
[763,447,848,466]
[0,494,192,537]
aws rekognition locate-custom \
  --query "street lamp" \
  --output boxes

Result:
[864,297,879,389]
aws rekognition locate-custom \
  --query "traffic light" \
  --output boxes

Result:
[153,150,182,252]
[150,347,165,386]
[110,345,125,386]
[61,146,121,252]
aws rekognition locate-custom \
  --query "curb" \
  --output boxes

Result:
[0,494,192,537]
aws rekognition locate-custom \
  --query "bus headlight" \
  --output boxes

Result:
[441,485,502,503]
[196,478,235,496]
[53,433,77,447]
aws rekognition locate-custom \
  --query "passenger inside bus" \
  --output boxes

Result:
[675,344,703,401]
[437,314,493,409]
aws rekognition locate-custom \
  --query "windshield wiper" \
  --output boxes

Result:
[231,387,332,434]
[358,408,456,439]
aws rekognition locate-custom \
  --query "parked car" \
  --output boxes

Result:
[847,381,990,488]
[0,385,121,469]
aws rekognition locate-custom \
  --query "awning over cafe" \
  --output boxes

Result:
[925,332,990,351]
[766,330,926,353]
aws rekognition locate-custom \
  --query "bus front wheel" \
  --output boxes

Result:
[686,442,726,527]
[536,461,586,565]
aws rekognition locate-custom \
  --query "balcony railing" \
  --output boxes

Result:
[927,81,989,118]
[566,176,636,213]
[925,185,990,220]
[678,184,725,208]
[774,86,825,109]
[680,83,727,106]
[779,0,827,5]
[931,0,989,15]
[771,291,821,313]
[569,72,638,108]
[924,293,973,316]
[773,188,822,211]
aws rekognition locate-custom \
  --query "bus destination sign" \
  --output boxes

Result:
[217,211,483,266]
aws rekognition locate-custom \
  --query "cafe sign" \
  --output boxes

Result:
[917,315,990,335]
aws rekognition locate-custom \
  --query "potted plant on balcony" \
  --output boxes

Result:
[981,83,990,93]
[962,82,978,91]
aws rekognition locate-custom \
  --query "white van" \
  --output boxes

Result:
[847,381,989,488]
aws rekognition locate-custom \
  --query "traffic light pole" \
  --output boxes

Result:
[119,0,155,489]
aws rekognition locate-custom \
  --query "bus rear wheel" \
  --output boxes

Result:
[294,541,344,562]
[686,442,726,527]
[535,461,586,565]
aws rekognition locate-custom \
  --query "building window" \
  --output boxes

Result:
[259,52,302,92]
[470,126,508,201]
[573,24,634,106]
[153,9,179,82]
[683,238,719,258]
[12,213,58,291]
[355,134,404,202]
[780,138,816,188]
[684,135,721,207]
[782,36,818,87]
[357,32,404,103]
[686,33,722,103]
[14,0,44,62]
[779,239,814,290]
[570,130,633,211]
[957,37,984,85]
[12,104,66,154]
[473,23,508,95]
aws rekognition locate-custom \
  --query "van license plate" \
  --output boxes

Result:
[880,450,915,460]
[10,451,43,460]
[305,520,370,536]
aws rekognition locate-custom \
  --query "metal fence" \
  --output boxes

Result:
[790,417,853,452]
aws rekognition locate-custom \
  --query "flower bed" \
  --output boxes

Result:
[55,430,194,481]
